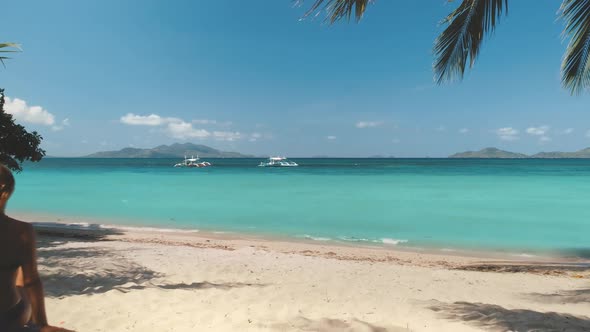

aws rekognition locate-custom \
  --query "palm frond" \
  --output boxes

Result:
[0,43,22,68]
[560,0,590,95]
[433,0,508,84]
[299,0,373,23]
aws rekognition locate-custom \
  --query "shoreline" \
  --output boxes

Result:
[22,219,590,278]
[12,210,590,265]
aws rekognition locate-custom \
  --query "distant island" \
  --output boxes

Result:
[85,143,253,158]
[82,144,590,159]
[449,148,527,158]
[368,155,396,158]
[450,147,590,158]
[529,147,590,158]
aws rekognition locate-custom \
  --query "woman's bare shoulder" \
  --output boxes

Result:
[0,216,34,248]
[6,217,34,236]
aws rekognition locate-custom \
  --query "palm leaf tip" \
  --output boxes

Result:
[560,0,590,95]
[0,43,21,68]
[301,0,373,23]
[0,43,22,51]
[433,0,508,84]
[0,56,12,68]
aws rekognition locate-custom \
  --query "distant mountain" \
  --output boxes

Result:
[85,143,252,158]
[531,147,590,158]
[368,155,396,158]
[450,147,590,159]
[449,147,528,158]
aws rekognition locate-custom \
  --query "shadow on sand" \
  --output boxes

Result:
[455,262,590,276]
[33,222,124,242]
[270,316,410,332]
[524,288,590,305]
[429,301,590,332]
[35,228,265,298]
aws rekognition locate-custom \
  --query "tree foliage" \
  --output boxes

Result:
[301,0,590,95]
[0,89,45,172]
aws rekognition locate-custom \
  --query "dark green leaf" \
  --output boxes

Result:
[560,0,590,95]
[299,0,373,23]
[433,0,508,83]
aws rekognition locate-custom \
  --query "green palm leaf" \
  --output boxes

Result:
[560,0,590,95]
[300,0,372,23]
[433,0,508,83]
[0,43,21,68]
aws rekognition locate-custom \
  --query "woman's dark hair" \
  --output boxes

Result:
[0,164,15,195]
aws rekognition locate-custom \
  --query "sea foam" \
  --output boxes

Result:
[301,234,332,241]
[380,238,408,245]
[337,236,408,246]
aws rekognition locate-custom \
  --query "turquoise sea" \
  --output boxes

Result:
[8,158,590,256]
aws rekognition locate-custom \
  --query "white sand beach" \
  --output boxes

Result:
[29,222,590,332]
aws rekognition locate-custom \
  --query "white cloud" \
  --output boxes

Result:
[525,126,553,143]
[120,113,252,141]
[121,114,233,128]
[192,119,217,125]
[5,97,55,126]
[459,128,469,134]
[51,118,71,131]
[120,113,177,126]
[495,127,519,141]
[192,119,233,127]
[326,135,337,140]
[166,121,211,139]
[213,131,241,141]
[563,128,574,135]
[116,114,211,140]
[356,121,382,129]
[249,132,262,142]
[524,126,557,143]
[526,125,550,136]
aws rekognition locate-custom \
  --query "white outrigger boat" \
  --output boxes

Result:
[258,156,298,167]
[174,156,212,168]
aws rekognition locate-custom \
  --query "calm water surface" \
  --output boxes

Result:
[9,158,590,255]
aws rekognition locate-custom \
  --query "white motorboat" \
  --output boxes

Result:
[174,156,212,168]
[258,156,298,167]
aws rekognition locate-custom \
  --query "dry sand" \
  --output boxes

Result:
[31,223,590,332]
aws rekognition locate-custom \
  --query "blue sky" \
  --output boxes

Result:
[1,0,589,157]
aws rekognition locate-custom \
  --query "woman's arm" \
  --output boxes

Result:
[20,223,49,327]
[19,223,75,332]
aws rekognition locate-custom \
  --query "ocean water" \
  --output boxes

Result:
[8,158,590,255]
